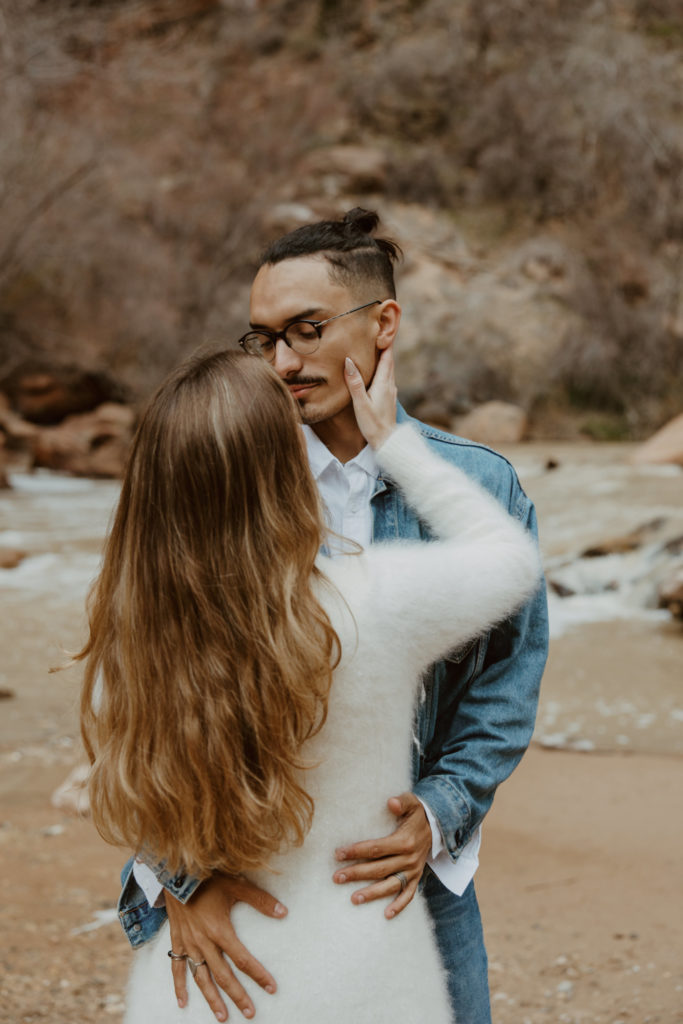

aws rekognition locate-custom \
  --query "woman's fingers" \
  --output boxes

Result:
[188,953,233,1021]
[173,943,262,1021]
[169,946,233,1021]
[369,344,395,389]
[170,954,189,1010]
[204,940,276,1019]
[165,873,281,1018]
[344,347,397,450]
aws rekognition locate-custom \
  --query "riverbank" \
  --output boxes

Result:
[1,446,682,1022]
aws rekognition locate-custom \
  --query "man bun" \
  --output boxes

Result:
[342,208,380,236]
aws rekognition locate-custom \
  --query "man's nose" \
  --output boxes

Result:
[273,338,304,377]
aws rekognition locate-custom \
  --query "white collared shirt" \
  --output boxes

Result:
[303,425,378,553]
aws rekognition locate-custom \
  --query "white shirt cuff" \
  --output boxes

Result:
[416,797,482,897]
[133,859,166,909]
[416,797,445,858]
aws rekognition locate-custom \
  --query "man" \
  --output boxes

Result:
[118,208,548,1024]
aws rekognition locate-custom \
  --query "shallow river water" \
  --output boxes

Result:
[1,441,682,766]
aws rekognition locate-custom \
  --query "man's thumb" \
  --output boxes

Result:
[387,792,413,817]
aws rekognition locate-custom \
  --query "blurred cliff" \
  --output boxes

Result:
[1,0,683,471]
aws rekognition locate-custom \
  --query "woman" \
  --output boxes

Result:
[79,348,540,1023]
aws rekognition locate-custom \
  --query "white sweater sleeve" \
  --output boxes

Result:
[340,423,542,672]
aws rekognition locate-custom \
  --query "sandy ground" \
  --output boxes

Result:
[2,732,681,1023]
[479,748,683,1024]
[1,446,682,1023]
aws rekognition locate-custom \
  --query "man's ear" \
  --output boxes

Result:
[375,300,401,351]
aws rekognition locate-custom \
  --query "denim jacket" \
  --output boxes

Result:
[118,408,548,947]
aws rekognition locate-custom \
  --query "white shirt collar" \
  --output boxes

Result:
[301,425,379,481]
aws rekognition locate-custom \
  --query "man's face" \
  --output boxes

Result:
[248,256,386,428]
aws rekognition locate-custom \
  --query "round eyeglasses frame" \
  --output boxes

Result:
[238,300,382,362]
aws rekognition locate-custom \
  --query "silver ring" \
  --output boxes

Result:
[187,956,208,979]
[392,871,408,893]
[167,949,187,961]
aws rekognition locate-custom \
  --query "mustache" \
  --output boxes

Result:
[286,376,326,386]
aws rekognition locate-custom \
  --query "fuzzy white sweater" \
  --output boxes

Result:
[124,424,541,1024]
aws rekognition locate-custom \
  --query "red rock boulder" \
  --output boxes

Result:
[454,401,528,445]
[631,413,683,466]
[0,548,27,569]
[32,402,136,478]
[2,365,126,425]
[658,569,683,620]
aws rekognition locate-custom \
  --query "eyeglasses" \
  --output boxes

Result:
[238,300,382,363]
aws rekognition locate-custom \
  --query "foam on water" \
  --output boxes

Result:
[0,551,102,598]
[548,591,670,638]
[8,471,98,494]
[1,471,119,601]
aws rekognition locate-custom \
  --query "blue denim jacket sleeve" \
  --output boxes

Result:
[385,410,549,861]
[412,500,548,858]
[118,854,202,948]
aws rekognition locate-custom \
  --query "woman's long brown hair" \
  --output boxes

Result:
[78,350,340,878]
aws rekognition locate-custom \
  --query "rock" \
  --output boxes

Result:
[548,579,576,598]
[2,365,127,426]
[0,437,8,489]
[296,145,388,195]
[0,687,16,699]
[0,393,40,463]
[658,569,683,620]
[385,202,475,270]
[387,217,584,417]
[455,401,528,444]
[0,548,27,569]
[51,763,91,817]
[32,402,135,478]
[40,823,67,837]
[630,412,683,466]
[0,394,37,478]
[581,517,668,558]
[262,202,319,237]
[410,398,453,429]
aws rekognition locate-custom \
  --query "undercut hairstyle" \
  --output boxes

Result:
[78,350,340,878]
[259,207,402,300]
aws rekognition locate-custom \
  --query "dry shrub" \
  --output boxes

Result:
[634,0,683,40]
[460,23,683,238]
[349,3,683,241]
[549,240,683,431]
[348,32,468,141]
[0,0,342,396]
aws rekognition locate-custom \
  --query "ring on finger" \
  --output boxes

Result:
[167,949,187,961]
[392,871,408,893]
[187,956,208,979]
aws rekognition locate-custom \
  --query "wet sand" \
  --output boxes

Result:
[1,445,682,1022]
